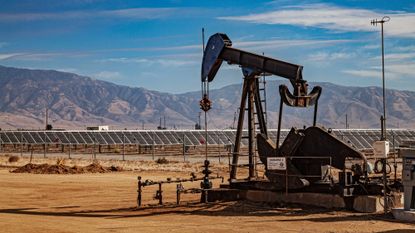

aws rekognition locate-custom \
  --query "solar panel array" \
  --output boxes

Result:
[0,129,414,150]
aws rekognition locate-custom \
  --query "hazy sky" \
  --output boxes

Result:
[0,0,414,93]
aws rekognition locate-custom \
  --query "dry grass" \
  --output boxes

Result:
[56,157,65,166]
[0,153,229,175]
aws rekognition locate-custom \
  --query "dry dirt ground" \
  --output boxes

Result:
[0,155,414,233]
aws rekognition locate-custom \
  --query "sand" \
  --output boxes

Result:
[0,155,413,233]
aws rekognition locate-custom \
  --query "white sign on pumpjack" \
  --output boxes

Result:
[267,157,287,170]
[373,140,390,158]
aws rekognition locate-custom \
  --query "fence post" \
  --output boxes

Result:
[152,131,155,161]
[93,137,96,160]
[122,134,125,161]
[182,133,186,162]
[30,147,33,163]
[136,138,139,155]
[68,143,71,159]
[44,133,47,158]
[20,134,23,157]
[218,134,221,163]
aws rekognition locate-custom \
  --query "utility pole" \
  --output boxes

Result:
[371,16,390,140]
[159,117,162,129]
[371,15,390,215]
[232,111,237,129]
[45,108,48,130]
[345,114,348,129]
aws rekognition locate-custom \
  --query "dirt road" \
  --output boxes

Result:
[0,158,413,233]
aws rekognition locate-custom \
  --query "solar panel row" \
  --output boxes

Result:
[0,129,413,150]
[0,131,233,146]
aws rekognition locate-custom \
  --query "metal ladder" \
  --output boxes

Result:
[230,73,269,180]
[256,72,268,127]
[253,73,268,175]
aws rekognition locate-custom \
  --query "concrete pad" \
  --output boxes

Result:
[353,194,403,213]
[208,188,402,213]
[207,188,241,202]
[241,190,345,209]
[392,208,415,222]
[353,196,383,213]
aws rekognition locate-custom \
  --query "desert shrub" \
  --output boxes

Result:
[92,159,100,165]
[109,165,123,171]
[156,157,169,164]
[8,155,20,163]
[56,158,65,166]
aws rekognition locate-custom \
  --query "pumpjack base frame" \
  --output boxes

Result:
[228,179,341,194]
[208,183,402,213]
[227,179,390,198]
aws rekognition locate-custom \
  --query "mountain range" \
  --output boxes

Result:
[0,65,414,130]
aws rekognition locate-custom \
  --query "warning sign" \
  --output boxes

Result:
[267,157,286,170]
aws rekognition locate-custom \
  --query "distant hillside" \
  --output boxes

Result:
[0,65,195,129]
[0,65,414,130]
[184,80,415,129]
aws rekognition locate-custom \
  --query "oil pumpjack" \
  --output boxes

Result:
[200,33,394,196]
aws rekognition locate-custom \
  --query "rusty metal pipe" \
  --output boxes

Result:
[137,176,142,207]
[276,96,284,150]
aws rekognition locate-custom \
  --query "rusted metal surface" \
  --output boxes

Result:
[137,175,224,207]
[201,33,321,101]
[257,126,367,190]
[229,71,268,180]
[201,33,322,182]
[202,34,302,82]
[257,133,309,189]
[279,84,322,108]
[199,33,400,200]
[229,79,249,180]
